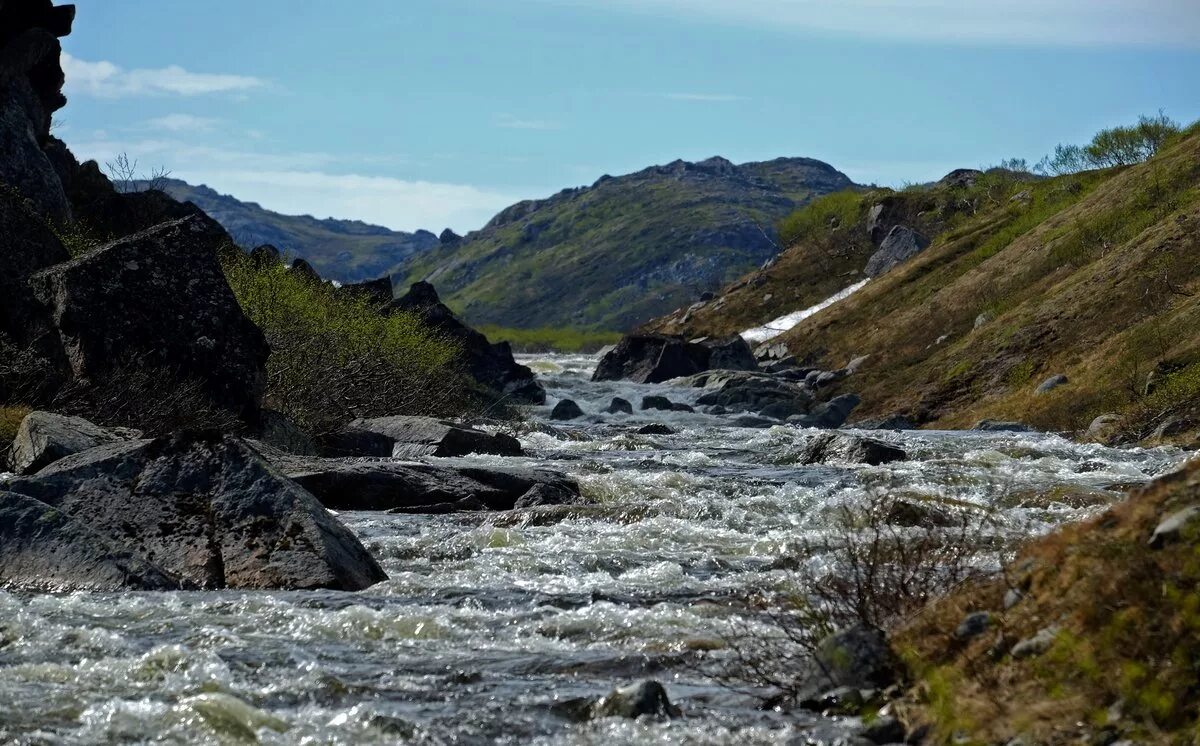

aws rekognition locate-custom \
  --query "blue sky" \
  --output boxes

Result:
[60,0,1200,233]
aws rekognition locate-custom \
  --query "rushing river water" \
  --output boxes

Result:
[0,354,1191,744]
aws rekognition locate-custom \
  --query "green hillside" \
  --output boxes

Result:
[399,156,854,331]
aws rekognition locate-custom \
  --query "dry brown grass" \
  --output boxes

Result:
[894,459,1200,744]
[0,405,32,468]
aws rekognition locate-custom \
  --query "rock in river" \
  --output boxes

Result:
[799,433,907,466]
[322,415,522,459]
[550,399,585,421]
[2,432,387,591]
[8,410,139,475]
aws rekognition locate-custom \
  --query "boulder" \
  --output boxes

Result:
[938,169,984,190]
[592,334,710,384]
[799,433,907,466]
[853,414,917,431]
[733,415,778,429]
[886,499,953,528]
[815,626,898,689]
[606,397,633,415]
[249,244,282,266]
[1035,374,1068,394]
[865,225,931,277]
[974,312,994,329]
[29,216,270,420]
[812,393,861,428]
[1086,415,1122,443]
[385,282,545,404]
[641,396,675,412]
[973,420,1034,433]
[637,424,674,436]
[338,276,393,306]
[3,432,387,591]
[0,490,179,592]
[698,335,757,371]
[290,257,322,283]
[1011,626,1060,659]
[271,456,582,513]
[550,400,585,421]
[255,409,318,457]
[591,681,680,720]
[955,612,993,641]
[438,228,462,245]
[9,410,139,475]
[321,415,522,459]
[694,371,813,414]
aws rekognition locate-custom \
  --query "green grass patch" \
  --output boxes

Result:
[777,190,865,248]
[477,326,622,354]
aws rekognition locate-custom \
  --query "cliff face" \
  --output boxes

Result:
[398,156,855,331]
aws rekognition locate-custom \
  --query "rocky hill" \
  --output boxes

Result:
[398,156,854,331]
[645,125,1200,444]
[124,178,442,285]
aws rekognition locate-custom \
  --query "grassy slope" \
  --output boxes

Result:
[657,128,1200,438]
[895,458,1200,744]
[400,158,853,332]
[135,179,440,284]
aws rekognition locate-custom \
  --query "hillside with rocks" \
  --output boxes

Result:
[399,156,854,331]
[124,178,443,285]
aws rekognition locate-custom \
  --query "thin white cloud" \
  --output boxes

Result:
[67,136,522,233]
[145,113,220,133]
[542,0,1200,47]
[495,113,562,130]
[664,93,748,102]
[62,53,266,97]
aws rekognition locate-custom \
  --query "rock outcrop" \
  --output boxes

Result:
[2,432,387,591]
[799,433,907,466]
[0,0,74,221]
[8,410,138,474]
[321,415,522,459]
[593,334,756,384]
[864,225,931,277]
[385,282,545,404]
[29,216,270,420]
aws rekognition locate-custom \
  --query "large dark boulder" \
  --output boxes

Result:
[0,2,74,221]
[385,282,545,404]
[338,275,393,306]
[815,625,899,689]
[693,371,814,414]
[29,216,270,420]
[592,334,710,384]
[271,455,583,513]
[699,335,757,371]
[3,432,387,591]
[321,415,522,459]
[788,393,862,429]
[864,225,931,277]
[799,432,907,466]
[550,399,585,421]
[8,410,138,474]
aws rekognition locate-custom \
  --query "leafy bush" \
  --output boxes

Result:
[777,190,865,249]
[222,251,478,437]
[1038,112,1182,174]
[475,326,621,354]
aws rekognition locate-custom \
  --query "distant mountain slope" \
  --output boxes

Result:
[397,157,854,331]
[127,179,442,284]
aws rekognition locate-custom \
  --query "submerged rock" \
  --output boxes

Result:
[322,415,522,459]
[636,424,675,436]
[3,432,386,591]
[606,397,634,415]
[799,433,907,466]
[641,396,675,412]
[273,456,583,513]
[8,410,139,475]
[591,681,680,720]
[550,399,585,421]
[853,414,917,431]
[973,420,1034,433]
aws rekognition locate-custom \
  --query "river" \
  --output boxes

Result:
[0,353,1189,744]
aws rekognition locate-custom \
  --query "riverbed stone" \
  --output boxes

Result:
[321,415,522,459]
[3,432,387,591]
[800,433,906,466]
[853,414,917,431]
[815,626,898,689]
[271,455,583,513]
[1087,413,1123,442]
[591,681,680,720]
[9,410,140,475]
[641,396,675,412]
[550,400,585,421]
[973,420,1034,433]
[606,397,634,415]
[637,424,675,436]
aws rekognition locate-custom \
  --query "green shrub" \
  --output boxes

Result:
[476,326,622,354]
[222,252,477,437]
[778,190,864,248]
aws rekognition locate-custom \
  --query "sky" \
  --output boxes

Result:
[59,0,1200,234]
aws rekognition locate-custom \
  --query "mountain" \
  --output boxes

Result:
[645,123,1200,440]
[126,179,442,284]
[397,156,854,331]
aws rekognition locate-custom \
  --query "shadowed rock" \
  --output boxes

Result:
[322,415,522,459]
[8,410,138,475]
[799,432,907,466]
[550,399,585,421]
[3,432,387,591]
[865,225,931,277]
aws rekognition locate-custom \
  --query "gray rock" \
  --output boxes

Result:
[700,335,757,372]
[322,415,522,458]
[1149,505,1200,549]
[1011,626,1060,659]
[1151,417,1191,442]
[255,409,318,457]
[636,424,675,436]
[1087,413,1122,442]
[592,335,711,384]
[9,411,139,475]
[853,414,917,431]
[550,400,585,421]
[1004,588,1024,610]
[815,626,897,689]
[973,420,1034,433]
[800,433,907,466]
[670,402,695,413]
[938,169,983,190]
[811,394,862,429]
[733,415,779,429]
[272,456,583,513]
[863,715,906,745]
[694,371,813,414]
[1036,374,1069,394]
[800,686,864,714]
[591,681,680,720]
[3,433,387,591]
[955,612,993,640]
[641,396,675,412]
[760,399,812,420]
[886,499,952,528]
[865,225,931,277]
[29,217,270,420]
[974,312,995,329]
[606,397,634,415]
